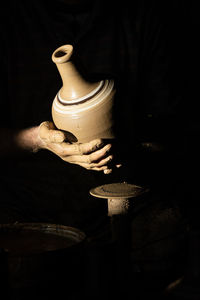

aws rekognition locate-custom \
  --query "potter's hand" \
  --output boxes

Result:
[38,121,119,174]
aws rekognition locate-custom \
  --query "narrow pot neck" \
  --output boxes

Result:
[52,44,99,101]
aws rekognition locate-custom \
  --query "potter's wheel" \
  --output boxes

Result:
[90,182,149,216]
[90,182,148,199]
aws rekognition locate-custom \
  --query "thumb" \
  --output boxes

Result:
[39,121,66,143]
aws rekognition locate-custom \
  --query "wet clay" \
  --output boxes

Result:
[51,44,115,143]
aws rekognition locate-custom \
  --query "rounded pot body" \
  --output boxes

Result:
[52,79,115,143]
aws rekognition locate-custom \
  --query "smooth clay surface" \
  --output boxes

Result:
[51,44,116,143]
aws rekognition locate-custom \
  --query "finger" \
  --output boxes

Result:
[74,139,105,155]
[66,154,113,168]
[62,145,112,164]
[94,155,113,167]
[104,169,113,174]
[39,121,66,143]
[88,144,112,161]
[60,141,111,158]
[116,164,122,168]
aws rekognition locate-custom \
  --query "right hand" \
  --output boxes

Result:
[38,121,121,174]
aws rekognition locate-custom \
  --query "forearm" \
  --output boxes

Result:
[0,126,43,157]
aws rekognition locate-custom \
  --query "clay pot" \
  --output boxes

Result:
[51,44,115,143]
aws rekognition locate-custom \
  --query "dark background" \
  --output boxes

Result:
[0,1,200,299]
